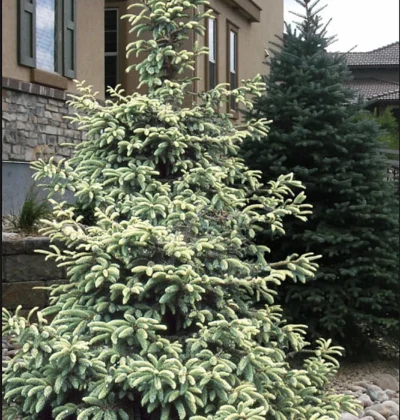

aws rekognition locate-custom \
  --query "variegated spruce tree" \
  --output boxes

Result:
[3,1,359,419]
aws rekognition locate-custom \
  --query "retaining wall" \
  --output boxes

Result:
[2,236,67,313]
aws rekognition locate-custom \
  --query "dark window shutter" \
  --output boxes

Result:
[18,0,36,67]
[63,0,76,78]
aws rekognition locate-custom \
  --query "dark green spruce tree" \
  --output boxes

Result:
[241,0,399,355]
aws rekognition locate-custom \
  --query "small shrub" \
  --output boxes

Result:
[9,184,51,234]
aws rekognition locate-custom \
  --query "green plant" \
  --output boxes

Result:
[72,201,97,227]
[2,1,360,419]
[375,107,399,150]
[355,107,399,150]
[9,184,51,234]
[241,0,399,355]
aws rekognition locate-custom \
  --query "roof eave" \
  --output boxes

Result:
[366,98,399,106]
[347,64,399,69]
[220,0,262,22]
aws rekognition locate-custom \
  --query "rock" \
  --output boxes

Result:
[373,374,400,392]
[368,401,398,418]
[376,391,390,402]
[360,417,375,420]
[381,401,399,416]
[364,410,387,420]
[343,390,357,396]
[340,413,360,420]
[2,339,13,349]
[2,232,20,240]
[3,254,65,282]
[388,416,399,420]
[368,385,385,392]
[2,281,47,310]
[356,381,374,388]
[367,385,389,402]
[385,390,398,399]
[350,385,368,393]
[24,236,51,253]
[2,237,25,256]
[358,393,374,408]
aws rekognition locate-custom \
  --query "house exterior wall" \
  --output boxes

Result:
[195,0,282,93]
[2,80,82,163]
[2,0,283,215]
[104,0,283,99]
[2,0,104,168]
[351,68,399,84]
[2,0,105,97]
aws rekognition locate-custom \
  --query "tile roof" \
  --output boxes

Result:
[344,41,399,67]
[344,78,399,103]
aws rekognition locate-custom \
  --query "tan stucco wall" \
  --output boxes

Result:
[105,0,283,99]
[2,0,105,98]
[105,1,195,97]
[195,0,283,91]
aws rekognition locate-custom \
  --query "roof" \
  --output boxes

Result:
[344,42,399,67]
[344,78,399,103]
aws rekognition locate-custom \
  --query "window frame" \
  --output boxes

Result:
[226,20,239,116]
[205,14,218,91]
[104,7,120,96]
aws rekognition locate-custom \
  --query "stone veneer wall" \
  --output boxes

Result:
[2,77,83,162]
[2,237,67,314]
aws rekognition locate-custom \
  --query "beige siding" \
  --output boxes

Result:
[2,0,105,98]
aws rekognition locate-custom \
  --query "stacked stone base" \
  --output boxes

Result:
[2,77,83,163]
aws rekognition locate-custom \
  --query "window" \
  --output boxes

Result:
[18,0,76,78]
[36,0,57,72]
[227,23,238,113]
[206,17,218,90]
[105,8,119,95]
